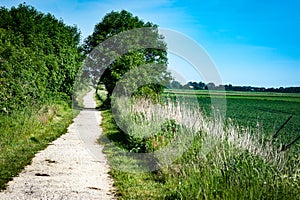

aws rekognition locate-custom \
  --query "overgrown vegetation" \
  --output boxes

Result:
[0,4,83,190]
[0,100,77,190]
[99,92,300,199]
[0,4,82,112]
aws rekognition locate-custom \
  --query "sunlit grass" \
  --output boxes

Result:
[99,94,300,199]
[0,99,77,190]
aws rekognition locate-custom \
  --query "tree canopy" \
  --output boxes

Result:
[83,10,171,98]
[0,4,83,112]
[0,6,172,112]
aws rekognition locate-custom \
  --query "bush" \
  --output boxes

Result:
[0,4,82,113]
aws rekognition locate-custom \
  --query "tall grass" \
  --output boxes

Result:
[104,96,299,199]
[0,99,77,190]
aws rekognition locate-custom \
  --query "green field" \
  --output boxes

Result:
[100,89,300,199]
[164,89,300,150]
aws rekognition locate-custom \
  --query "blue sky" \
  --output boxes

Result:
[1,0,300,87]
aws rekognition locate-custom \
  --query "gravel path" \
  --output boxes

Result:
[0,89,115,200]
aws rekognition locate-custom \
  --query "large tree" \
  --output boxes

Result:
[83,10,171,98]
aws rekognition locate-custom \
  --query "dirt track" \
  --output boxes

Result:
[0,89,115,200]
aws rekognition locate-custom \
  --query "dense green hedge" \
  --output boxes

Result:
[0,4,83,112]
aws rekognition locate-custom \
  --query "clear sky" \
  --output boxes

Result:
[1,0,300,87]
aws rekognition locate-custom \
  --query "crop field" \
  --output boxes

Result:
[100,89,300,199]
[164,89,300,150]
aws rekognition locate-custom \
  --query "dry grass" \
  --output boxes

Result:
[105,96,299,199]
[37,105,59,125]
[113,97,284,166]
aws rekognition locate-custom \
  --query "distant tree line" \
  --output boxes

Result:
[167,80,300,93]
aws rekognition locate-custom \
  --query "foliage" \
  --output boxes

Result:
[0,4,83,113]
[83,10,171,99]
[99,92,300,199]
